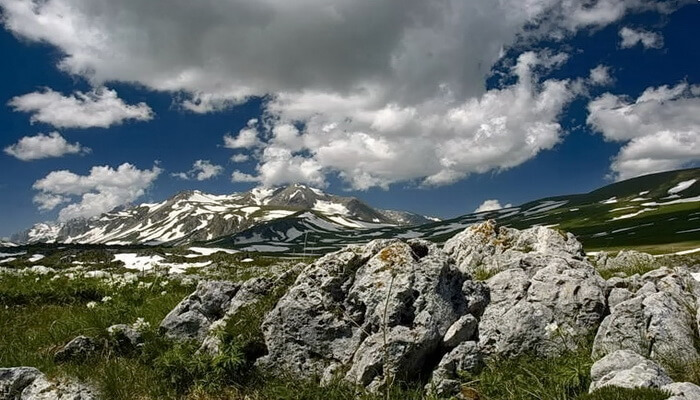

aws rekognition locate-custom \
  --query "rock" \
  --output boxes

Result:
[54,336,98,363]
[443,314,478,348]
[595,250,657,273]
[259,239,481,390]
[478,256,606,358]
[0,367,96,400]
[427,341,482,397]
[159,280,239,342]
[107,324,144,353]
[0,367,42,399]
[26,266,55,275]
[663,382,700,400]
[444,220,584,277]
[18,374,97,400]
[197,276,277,355]
[593,268,700,363]
[589,350,672,392]
[607,288,634,309]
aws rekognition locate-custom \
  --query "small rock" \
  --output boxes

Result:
[589,350,672,392]
[54,336,98,363]
[663,382,700,400]
[0,367,96,400]
[107,324,144,353]
[443,314,478,348]
[608,288,634,310]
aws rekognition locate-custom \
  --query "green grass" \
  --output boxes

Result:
[578,386,670,400]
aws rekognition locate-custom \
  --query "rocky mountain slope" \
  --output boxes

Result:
[211,168,700,255]
[11,184,436,246]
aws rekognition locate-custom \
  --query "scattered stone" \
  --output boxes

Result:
[54,336,98,363]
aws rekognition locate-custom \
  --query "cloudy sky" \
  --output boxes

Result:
[0,0,698,237]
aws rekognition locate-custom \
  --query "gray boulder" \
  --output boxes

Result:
[594,250,657,275]
[663,382,700,400]
[259,239,483,391]
[54,336,98,363]
[427,341,482,397]
[593,268,700,363]
[444,220,584,277]
[0,367,96,400]
[478,256,606,358]
[159,280,239,342]
[589,350,672,392]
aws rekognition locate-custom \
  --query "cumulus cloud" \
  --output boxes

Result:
[0,0,686,187]
[171,160,223,181]
[223,119,262,149]
[474,199,513,213]
[587,82,700,180]
[230,154,250,163]
[589,65,614,86]
[4,132,89,161]
[231,170,259,183]
[32,163,162,221]
[619,27,664,49]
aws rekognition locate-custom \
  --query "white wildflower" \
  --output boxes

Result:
[86,301,98,309]
[132,317,151,332]
[544,322,559,336]
[101,296,113,303]
[160,290,168,295]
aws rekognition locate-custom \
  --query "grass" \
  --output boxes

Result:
[578,386,670,400]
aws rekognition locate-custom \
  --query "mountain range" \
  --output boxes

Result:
[7,168,700,255]
[10,184,437,246]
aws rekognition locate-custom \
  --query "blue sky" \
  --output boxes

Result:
[0,0,698,238]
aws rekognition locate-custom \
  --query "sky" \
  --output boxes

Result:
[0,0,699,238]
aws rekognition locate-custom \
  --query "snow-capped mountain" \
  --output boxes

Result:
[12,184,437,245]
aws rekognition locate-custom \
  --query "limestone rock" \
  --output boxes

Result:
[593,268,700,363]
[107,324,144,354]
[663,382,700,400]
[427,341,482,397]
[478,256,606,358]
[159,280,239,342]
[444,220,584,277]
[0,367,96,400]
[54,336,98,363]
[443,314,478,348]
[259,239,481,390]
[589,350,672,392]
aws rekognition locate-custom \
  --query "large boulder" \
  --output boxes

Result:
[444,220,584,277]
[593,268,700,364]
[159,280,239,342]
[259,239,485,391]
[0,367,96,400]
[477,255,607,358]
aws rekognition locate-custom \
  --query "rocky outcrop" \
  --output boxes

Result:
[259,239,485,391]
[0,367,96,400]
[593,250,658,275]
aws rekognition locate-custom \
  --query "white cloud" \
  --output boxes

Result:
[172,160,223,181]
[8,87,153,129]
[231,170,259,183]
[230,154,250,163]
[587,82,700,180]
[32,163,162,221]
[0,0,684,187]
[4,132,89,161]
[223,119,262,149]
[589,65,614,86]
[474,199,513,213]
[619,27,664,49]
